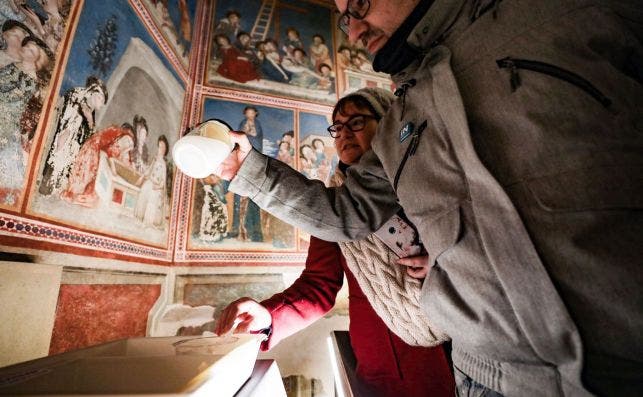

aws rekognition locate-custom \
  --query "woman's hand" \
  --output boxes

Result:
[397,255,430,279]
[214,131,252,181]
[214,297,272,336]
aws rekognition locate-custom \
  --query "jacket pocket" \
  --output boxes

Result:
[526,165,643,212]
[496,57,612,108]
[393,120,428,191]
[422,206,462,267]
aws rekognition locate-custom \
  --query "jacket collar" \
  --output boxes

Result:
[389,0,467,83]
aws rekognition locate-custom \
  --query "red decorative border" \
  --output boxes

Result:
[0,214,171,261]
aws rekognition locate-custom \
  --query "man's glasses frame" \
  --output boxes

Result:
[337,0,371,36]
[327,114,377,138]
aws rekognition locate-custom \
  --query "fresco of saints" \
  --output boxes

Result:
[60,124,135,208]
[39,76,108,196]
[0,35,52,205]
[199,175,228,243]
[131,114,150,174]
[135,135,168,228]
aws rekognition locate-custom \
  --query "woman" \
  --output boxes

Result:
[215,88,454,396]
[135,135,168,228]
[61,124,134,207]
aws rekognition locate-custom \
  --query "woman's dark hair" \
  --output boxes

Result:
[226,10,240,18]
[312,34,325,43]
[133,115,148,133]
[282,130,294,138]
[158,134,169,158]
[332,95,378,121]
[121,122,136,146]
[312,138,324,148]
[86,75,109,103]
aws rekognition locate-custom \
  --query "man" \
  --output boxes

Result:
[215,1,643,395]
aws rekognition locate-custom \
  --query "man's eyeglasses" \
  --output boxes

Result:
[327,114,376,138]
[337,0,371,36]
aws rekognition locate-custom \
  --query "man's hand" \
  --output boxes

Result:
[397,255,430,279]
[214,131,252,181]
[214,297,271,336]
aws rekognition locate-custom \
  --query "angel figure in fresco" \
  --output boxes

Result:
[0,35,52,205]
[199,175,228,243]
[135,135,169,228]
[60,124,135,208]
[39,76,108,196]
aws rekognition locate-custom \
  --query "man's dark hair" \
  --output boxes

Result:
[282,130,294,138]
[226,10,240,18]
[236,31,250,40]
[312,34,325,43]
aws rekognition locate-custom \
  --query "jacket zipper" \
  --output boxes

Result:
[496,57,612,108]
[393,120,428,191]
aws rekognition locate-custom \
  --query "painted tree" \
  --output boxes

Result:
[87,15,118,77]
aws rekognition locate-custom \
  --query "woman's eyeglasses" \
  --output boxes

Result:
[337,0,371,36]
[327,114,376,138]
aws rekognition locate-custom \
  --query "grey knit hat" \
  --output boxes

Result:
[334,87,395,119]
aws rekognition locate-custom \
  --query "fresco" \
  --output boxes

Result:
[140,0,197,68]
[334,28,393,96]
[189,97,297,250]
[297,111,336,250]
[206,0,336,104]
[0,0,74,209]
[28,0,185,247]
[298,111,336,187]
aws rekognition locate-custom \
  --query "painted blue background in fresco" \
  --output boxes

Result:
[61,0,182,94]
[167,0,197,47]
[203,98,294,158]
[300,112,330,141]
[213,0,334,62]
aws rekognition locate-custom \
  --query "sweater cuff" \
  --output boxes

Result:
[228,148,268,199]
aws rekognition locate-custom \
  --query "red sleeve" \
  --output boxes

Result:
[260,236,344,350]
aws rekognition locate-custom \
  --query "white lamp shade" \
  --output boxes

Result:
[172,134,233,179]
